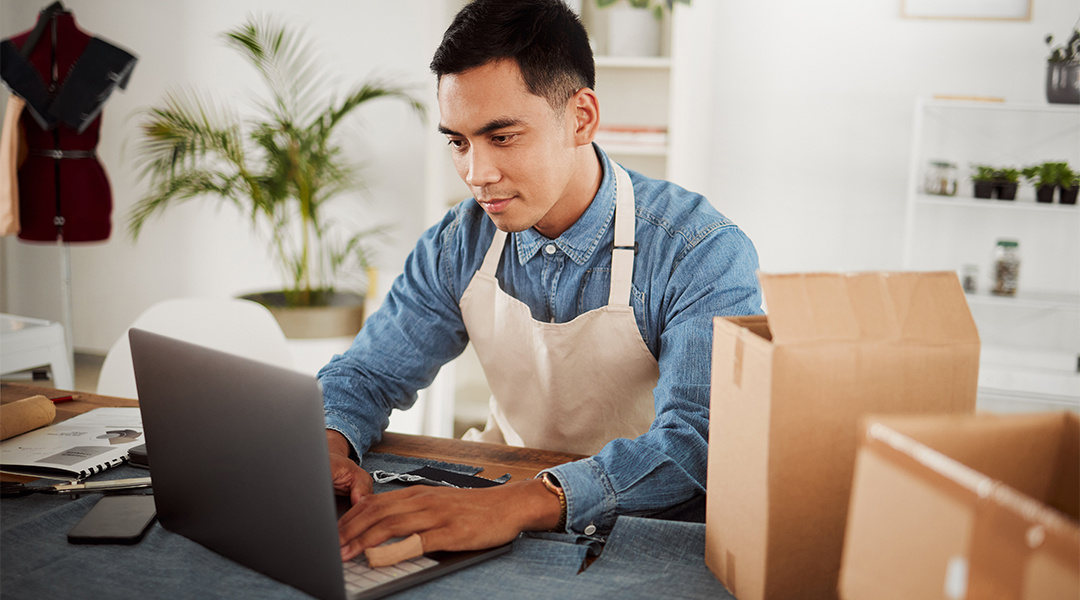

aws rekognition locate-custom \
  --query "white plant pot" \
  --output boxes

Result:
[606,4,661,57]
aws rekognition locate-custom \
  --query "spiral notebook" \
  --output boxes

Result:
[0,407,143,479]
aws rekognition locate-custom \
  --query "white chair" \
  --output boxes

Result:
[96,298,294,399]
[0,313,74,390]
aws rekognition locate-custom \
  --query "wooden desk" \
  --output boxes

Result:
[0,382,585,483]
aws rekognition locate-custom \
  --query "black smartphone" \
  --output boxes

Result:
[67,495,157,544]
[128,443,150,469]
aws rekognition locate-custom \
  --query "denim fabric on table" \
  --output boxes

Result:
[321,142,763,536]
[0,464,150,531]
[388,516,731,600]
[0,454,486,600]
[1,456,734,599]
[567,516,735,600]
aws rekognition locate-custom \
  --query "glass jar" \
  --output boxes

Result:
[924,161,958,196]
[961,264,978,294]
[992,240,1020,296]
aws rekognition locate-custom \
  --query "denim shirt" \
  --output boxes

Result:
[319,145,763,536]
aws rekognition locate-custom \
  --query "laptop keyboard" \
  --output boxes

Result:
[343,553,439,594]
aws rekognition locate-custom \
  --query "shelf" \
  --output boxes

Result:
[921,99,1080,115]
[601,144,668,157]
[914,194,1080,213]
[965,290,1080,312]
[594,55,671,69]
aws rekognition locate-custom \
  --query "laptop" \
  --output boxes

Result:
[129,328,511,600]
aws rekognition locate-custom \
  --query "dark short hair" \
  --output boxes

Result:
[430,0,595,110]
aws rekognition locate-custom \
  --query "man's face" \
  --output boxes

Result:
[438,60,583,236]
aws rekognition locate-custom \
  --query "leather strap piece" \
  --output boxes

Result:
[29,148,95,159]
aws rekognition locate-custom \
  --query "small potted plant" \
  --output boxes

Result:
[596,0,690,56]
[1045,27,1080,104]
[1061,165,1079,205]
[993,168,1021,201]
[971,165,996,199]
[1022,162,1066,203]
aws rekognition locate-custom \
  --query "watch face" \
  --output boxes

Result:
[542,472,562,490]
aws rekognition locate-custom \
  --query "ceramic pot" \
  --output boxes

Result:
[1060,185,1079,205]
[606,4,661,57]
[1035,184,1056,203]
[973,181,994,199]
[994,182,1018,201]
[1047,61,1080,104]
[240,290,365,339]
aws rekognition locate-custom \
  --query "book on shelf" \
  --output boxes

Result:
[595,124,668,148]
[0,407,143,479]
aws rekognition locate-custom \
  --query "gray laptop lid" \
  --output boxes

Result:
[130,328,348,600]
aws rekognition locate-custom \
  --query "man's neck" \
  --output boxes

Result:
[532,145,603,239]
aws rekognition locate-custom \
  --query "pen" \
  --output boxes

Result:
[49,396,74,403]
[52,477,153,493]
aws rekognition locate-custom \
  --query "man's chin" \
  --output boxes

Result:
[486,214,532,233]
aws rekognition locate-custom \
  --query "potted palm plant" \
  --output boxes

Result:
[128,16,424,338]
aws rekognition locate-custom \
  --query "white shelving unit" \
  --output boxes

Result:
[902,98,1080,413]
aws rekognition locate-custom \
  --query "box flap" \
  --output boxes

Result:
[759,271,979,345]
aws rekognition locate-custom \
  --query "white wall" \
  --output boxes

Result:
[0,0,437,352]
[703,1,1077,274]
[1,0,1076,353]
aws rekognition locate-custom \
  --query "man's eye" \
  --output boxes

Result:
[446,139,466,149]
[492,135,513,144]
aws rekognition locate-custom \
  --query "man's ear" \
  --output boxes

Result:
[569,87,600,147]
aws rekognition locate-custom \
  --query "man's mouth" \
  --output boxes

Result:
[477,196,514,213]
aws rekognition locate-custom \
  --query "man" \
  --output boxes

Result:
[321,0,762,561]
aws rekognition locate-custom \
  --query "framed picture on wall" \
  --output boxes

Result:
[901,0,1031,20]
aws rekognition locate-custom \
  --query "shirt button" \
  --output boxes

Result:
[544,244,557,255]
[584,524,597,535]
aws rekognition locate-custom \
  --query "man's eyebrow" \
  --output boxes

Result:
[437,118,524,137]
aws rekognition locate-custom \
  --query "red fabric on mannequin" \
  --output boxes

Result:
[9,13,112,242]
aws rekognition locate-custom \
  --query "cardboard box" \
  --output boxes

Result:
[840,412,1080,600]
[704,271,980,600]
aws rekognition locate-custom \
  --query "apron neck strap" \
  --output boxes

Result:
[608,164,635,307]
[479,229,508,276]
[477,164,637,308]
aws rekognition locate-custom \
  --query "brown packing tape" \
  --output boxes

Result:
[0,395,57,440]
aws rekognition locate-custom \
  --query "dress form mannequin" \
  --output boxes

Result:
[0,2,136,242]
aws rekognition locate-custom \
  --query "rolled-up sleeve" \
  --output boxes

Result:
[319,208,473,462]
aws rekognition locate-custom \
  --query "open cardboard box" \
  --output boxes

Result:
[705,271,980,600]
[840,412,1079,600]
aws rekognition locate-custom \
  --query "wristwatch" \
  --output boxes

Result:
[539,472,567,532]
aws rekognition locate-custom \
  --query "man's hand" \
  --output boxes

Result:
[327,430,373,504]
[337,478,562,562]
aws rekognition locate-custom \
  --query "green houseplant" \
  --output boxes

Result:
[1022,161,1068,203]
[993,167,1020,201]
[1045,25,1080,104]
[1060,165,1079,205]
[128,16,424,337]
[971,165,996,199]
[596,0,690,20]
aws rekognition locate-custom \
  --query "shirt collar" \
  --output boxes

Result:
[513,144,617,266]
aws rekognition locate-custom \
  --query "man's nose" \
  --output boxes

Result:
[464,145,500,188]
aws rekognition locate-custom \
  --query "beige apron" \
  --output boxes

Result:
[460,164,659,455]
